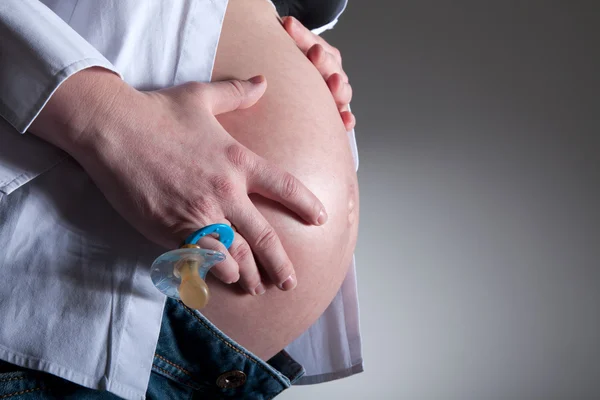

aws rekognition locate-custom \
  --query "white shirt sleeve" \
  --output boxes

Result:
[0,0,121,133]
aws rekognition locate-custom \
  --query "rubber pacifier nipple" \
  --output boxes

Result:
[150,224,235,310]
[175,245,210,309]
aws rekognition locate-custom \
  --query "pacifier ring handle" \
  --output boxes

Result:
[184,224,235,250]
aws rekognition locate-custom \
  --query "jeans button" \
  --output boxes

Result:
[216,370,247,389]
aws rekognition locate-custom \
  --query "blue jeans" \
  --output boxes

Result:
[0,299,305,399]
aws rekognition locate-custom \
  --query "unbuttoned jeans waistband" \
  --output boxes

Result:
[150,298,305,399]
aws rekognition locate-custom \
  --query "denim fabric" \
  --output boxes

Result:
[0,298,305,399]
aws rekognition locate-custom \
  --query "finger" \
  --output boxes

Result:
[203,75,267,115]
[248,160,327,226]
[341,111,356,131]
[228,233,265,295]
[230,203,297,290]
[197,236,240,284]
[326,73,353,107]
[307,44,342,81]
[282,16,318,54]
[283,17,343,65]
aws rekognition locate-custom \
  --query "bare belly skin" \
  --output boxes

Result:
[202,0,359,360]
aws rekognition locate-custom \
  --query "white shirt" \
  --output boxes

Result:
[0,1,361,399]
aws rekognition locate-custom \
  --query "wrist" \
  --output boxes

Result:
[29,67,129,156]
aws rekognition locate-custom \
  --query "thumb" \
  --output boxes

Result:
[205,75,267,115]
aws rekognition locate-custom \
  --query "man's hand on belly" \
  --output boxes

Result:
[29,68,329,295]
[283,16,356,131]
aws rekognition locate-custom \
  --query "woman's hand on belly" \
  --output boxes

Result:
[283,16,356,131]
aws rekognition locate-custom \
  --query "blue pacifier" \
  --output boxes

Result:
[150,224,235,310]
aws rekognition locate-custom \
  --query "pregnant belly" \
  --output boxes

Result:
[202,0,359,360]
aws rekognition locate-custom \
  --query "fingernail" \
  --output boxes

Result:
[279,274,297,291]
[253,283,266,296]
[249,75,265,84]
[317,209,328,225]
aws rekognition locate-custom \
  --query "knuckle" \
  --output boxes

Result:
[184,81,205,93]
[209,175,237,199]
[332,47,342,63]
[226,80,245,100]
[213,240,229,253]
[271,260,293,279]
[280,172,300,200]
[230,241,253,263]
[225,143,253,170]
[184,81,208,104]
[185,195,216,220]
[254,226,278,252]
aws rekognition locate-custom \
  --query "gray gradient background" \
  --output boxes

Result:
[281,1,600,399]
